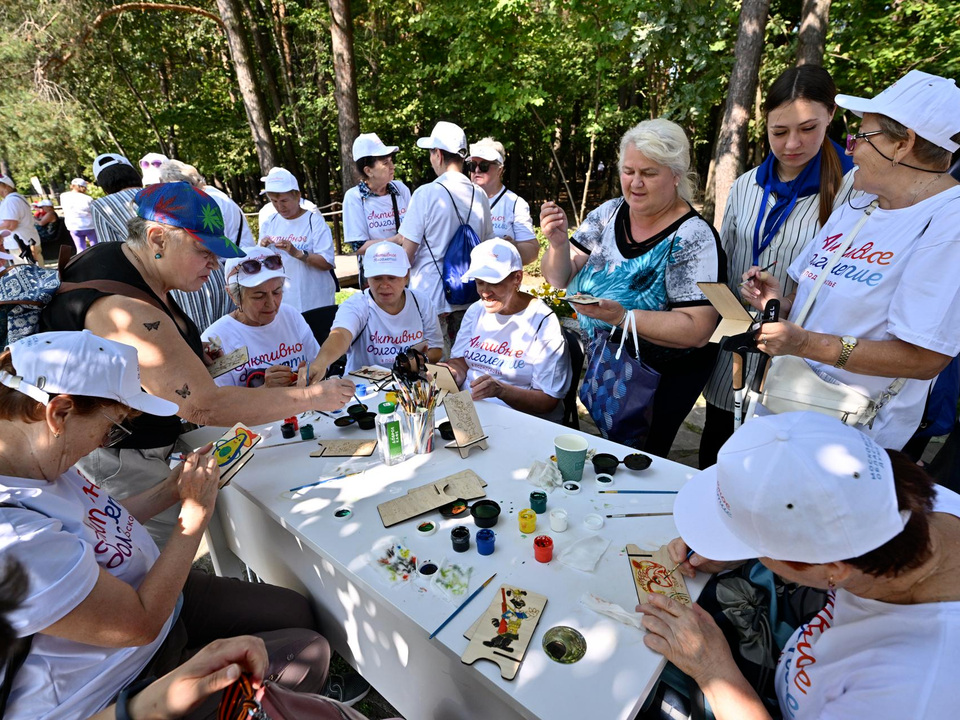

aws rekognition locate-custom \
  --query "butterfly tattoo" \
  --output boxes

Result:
[175,384,191,398]
[143,321,161,331]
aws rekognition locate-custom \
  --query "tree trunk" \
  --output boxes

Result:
[327,0,361,192]
[579,69,602,222]
[711,0,771,229]
[215,0,280,174]
[796,0,832,66]
[112,56,169,155]
[158,52,178,159]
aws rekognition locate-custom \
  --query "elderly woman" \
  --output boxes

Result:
[59,178,98,252]
[641,412,960,718]
[741,70,960,450]
[444,238,570,419]
[42,182,354,545]
[468,138,538,265]
[313,241,443,376]
[540,118,724,455]
[0,331,335,719]
[202,246,320,388]
[343,133,412,286]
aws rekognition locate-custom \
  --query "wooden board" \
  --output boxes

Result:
[377,469,487,528]
[625,544,691,606]
[207,346,248,379]
[349,366,392,382]
[211,423,261,487]
[697,282,756,344]
[461,585,547,681]
[310,439,378,457]
[564,293,601,305]
[442,390,488,459]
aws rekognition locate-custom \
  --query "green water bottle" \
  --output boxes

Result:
[376,401,405,465]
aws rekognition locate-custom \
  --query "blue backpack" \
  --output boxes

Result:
[916,356,960,438]
[422,184,482,306]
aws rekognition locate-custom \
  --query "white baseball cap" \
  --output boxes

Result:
[71,178,88,187]
[225,245,287,288]
[364,241,410,278]
[260,167,300,195]
[416,121,468,156]
[675,412,909,564]
[353,133,399,161]
[461,238,522,283]
[469,143,503,164]
[836,70,960,153]
[37,199,53,207]
[93,153,134,181]
[0,330,179,416]
[0,174,14,189]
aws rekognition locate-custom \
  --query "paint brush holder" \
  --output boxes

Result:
[403,406,435,454]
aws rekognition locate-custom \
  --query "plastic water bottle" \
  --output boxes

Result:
[376,401,405,465]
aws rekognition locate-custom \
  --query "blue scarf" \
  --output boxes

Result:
[752,139,854,265]
[358,181,399,200]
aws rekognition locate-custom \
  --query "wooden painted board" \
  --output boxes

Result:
[349,366,392,382]
[442,390,488,458]
[625,544,691,606]
[697,282,756,344]
[207,345,249,379]
[211,423,261,487]
[461,585,547,681]
[310,439,378,457]
[377,469,487,528]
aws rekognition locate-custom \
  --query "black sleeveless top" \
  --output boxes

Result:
[41,243,204,449]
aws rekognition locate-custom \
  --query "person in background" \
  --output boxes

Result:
[445,239,570,420]
[59,178,98,252]
[158,160,254,248]
[540,118,724,456]
[699,65,857,468]
[642,412,960,719]
[343,133,412,287]
[468,138,539,265]
[0,173,42,265]
[202,246,320,388]
[258,168,337,313]
[255,167,318,234]
[140,152,170,186]
[396,121,494,355]
[90,153,143,243]
[314,241,443,377]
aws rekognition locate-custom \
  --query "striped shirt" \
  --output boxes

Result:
[703,168,859,412]
[90,188,139,244]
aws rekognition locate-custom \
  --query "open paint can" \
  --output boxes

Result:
[476,529,496,555]
[534,535,553,563]
[470,499,501,528]
[451,525,471,553]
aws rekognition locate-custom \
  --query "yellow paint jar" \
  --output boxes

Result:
[385,391,399,405]
[519,508,536,534]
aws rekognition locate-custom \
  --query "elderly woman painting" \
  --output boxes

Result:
[540,119,724,455]
[741,70,960,450]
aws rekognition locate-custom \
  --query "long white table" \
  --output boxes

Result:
[191,398,704,720]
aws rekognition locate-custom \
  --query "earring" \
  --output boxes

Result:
[155,253,162,259]
[827,575,836,590]
[54,431,60,439]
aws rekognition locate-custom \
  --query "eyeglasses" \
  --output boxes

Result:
[140,160,164,169]
[467,161,496,174]
[238,255,283,276]
[101,411,132,448]
[845,130,883,153]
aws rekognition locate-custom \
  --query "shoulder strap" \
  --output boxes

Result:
[55,279,167,315]
[793,201,878,328]
[490,188,508,210]
[437,184,471,226]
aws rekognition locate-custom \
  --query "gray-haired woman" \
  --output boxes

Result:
[540,118,725,456]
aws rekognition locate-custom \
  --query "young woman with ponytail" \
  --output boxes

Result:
[699,66,857,468]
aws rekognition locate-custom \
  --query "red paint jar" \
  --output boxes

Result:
[284,416,299,431]
[534,535,553,563]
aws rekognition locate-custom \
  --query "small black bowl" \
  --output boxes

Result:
[334,416,356,428]
[356,411,376,430]
[623,453,653,471]
[347,403,368,417]
[438,421,455,441]
[470,499,501,528]
[592,453,619,476]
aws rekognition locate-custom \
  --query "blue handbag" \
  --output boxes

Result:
[578,310,661,448]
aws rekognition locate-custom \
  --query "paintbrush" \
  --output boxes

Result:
[598,490,679,495]
[667,549,696,577]
[605,512,674,518]
[288,471,362,493]
[738,259,778,287]
[428,572,497,640]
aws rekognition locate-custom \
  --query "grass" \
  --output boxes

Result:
[328,654,403,719]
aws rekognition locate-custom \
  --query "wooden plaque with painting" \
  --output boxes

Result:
[210,423,262,488]
[461,585,547,680]
[625,544,691,606]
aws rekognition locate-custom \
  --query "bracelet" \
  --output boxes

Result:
[617,308,629,326]
[115,676,155,720]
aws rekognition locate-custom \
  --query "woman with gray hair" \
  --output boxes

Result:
[540,118,724,456]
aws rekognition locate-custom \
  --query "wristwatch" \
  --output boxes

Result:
[835,335,858,369]
[300,249,310,261]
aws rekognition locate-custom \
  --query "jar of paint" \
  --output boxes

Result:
[534,535,553,563]
[549,508,568,532]
[476,529,496,556]
[299,423,315,440]
[470,499,501,528]
[451,525,470,553]
[530,491,547,514]
[280,422,296,439]
[284,415,299,432]
[518,508,536,534]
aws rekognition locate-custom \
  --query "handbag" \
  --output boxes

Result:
[758,200,905,426]
[219,674,389,720]
[578,309,661,448]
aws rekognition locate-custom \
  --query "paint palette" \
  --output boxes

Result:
[625,544,691,606]
[211,423,261,488]
[461,585,547,680]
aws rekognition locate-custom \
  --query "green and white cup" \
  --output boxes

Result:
[554,434,589,484]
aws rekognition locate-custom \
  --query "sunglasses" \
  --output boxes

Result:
[140,160,164,169]
[101,411,132,448]
[845,130,883,153]
[467,160,496,174]
[238,255,283,276]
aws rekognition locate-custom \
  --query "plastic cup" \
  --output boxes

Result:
[554,434,589,483]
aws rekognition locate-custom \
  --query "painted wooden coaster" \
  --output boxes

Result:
[210,423,261,488]
[460,584,547,680]
[377,470,487,528]
[625,544,691,606]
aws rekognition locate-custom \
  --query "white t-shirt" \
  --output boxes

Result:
[202,303,320,387]
[784,185,960,449]
[204,185,254,248]
[0,469,172,720]
[398,171,494,314]
[255,197,319,236]
[452,297,571,405]
[489,188,536,244]
[259,209,336,312]
[58,190,95,231]
[332,288,442,373]
[0,192,40,250]
[343,181,411,250]
[775,486,960,720]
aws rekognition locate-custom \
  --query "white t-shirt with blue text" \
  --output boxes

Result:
[259,209,336,312]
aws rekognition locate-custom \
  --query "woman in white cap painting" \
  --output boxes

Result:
[742,70,960,451]
[468,137,539,265]
[640,411,960,719]
[343,133,412,287]
[313,240,443,375]
[444,238,570,419]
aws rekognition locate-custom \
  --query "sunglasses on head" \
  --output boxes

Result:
[140,160,164,169]
[467,160,496,174]
[238,255,283,276]
[101,411,132,448]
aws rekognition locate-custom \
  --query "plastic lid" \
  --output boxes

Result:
[378,401,396,414]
